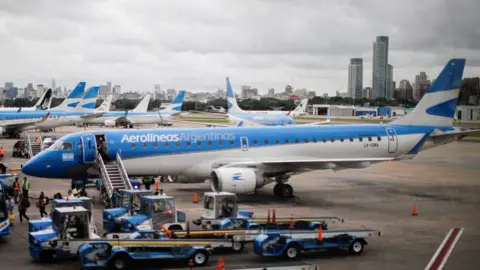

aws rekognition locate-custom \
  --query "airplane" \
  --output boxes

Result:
[205,105,226,114]
[0,86,104,137]
[0,88,53,112]
[84,91,185,128]
[187,78,327,127]
[231,98,309,117]
[21,58,472,198]
[96,94,113,113]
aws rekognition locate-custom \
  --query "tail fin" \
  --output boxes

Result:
[161,90,185,115]
[51,82,86,111]
[391,59,465,127]
[70,86,99,112]
[96,94,113,112]
[289,99,309,116]
[226,77,243,113]
[33,88,52,110]
[131,93,151,113]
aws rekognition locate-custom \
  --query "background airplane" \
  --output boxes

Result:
[21,59,467,198]
[0,88,53,112]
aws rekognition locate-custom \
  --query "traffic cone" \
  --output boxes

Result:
[412,203,418,216]
[155,179,159,191]
[272,209,276,224]
[267,209,271,223]
[188,259,194,266]
[193,192,198,203]
[216,257,225,270]
[317,226,323,241]
[289,214,294,229]
[186,221,191,237]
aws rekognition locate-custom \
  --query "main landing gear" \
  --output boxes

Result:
[273,176,294,198]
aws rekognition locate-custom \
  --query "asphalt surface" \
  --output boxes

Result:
[0,125,479,269]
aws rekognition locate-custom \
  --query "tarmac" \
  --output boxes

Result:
[0,124,479,269]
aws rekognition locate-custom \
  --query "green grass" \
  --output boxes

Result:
[179,118,229,123]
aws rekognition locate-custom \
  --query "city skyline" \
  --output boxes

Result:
[0,1,479,95]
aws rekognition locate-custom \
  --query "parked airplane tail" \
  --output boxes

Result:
[51,82,86,111]
[69,86,100,112]
[391,59,465,127]
[132,93,151,113]
[97,94,113,112]
[226,77,243,113]
[159,90,185,115]
[33,88,53,110]
[288,99,309,116]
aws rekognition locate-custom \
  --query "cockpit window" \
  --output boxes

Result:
[60,142,73,150]
[48,140,63,150]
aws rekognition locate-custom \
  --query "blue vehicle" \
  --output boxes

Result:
[253,229,381,260]
[29,206,101,261]
[78,239,215,269]
[121,195,186,232]
[0,181,10,237]
[103,189,153,233]
[29,197,96,234]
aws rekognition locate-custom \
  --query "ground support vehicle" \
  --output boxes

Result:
[78,238,233,269]
[0,181,9,237]
[253,228,381,260]
[29,207,101,261]
[29,197,97,234]
[103,189,153,233]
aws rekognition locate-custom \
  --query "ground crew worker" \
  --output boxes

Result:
[13,177,20,203]
[0,147,5,162]
[35,137,39,143]
[21,177,31,198]
[142,176,153,190]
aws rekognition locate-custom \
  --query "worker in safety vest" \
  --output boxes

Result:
[21,177,31,198]
[0,147,5,162]
[13,177,20,203]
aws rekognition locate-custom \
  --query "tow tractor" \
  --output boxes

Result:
[29,206,101,261]
[29,197,97,234]
[121,195,187,232]
[253,228,382,260]
[103,189,154,233]
[78,238,233,269]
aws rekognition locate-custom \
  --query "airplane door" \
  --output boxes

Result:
[240,136,249,151]
[81,135,97,163]
[385,128,398,153]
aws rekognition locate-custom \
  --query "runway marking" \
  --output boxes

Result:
[425,227,464,270]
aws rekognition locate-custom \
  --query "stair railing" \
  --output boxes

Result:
[96,152,114,199]
[116,152,133,189]
[24,132,33,158]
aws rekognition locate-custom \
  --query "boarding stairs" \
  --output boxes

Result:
[96,152,132,202]
[24,132,43,158]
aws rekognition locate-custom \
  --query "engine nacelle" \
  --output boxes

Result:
[104,120,116,127]
[210,168,268,194]
[0,127,4,135]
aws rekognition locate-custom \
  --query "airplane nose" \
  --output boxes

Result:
[21,156,42,177]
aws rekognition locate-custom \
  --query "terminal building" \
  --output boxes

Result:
[310,104,407,118]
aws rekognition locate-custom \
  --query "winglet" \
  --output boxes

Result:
[237,121,244,127]
[17,108,21,113]
[41,112,50,122]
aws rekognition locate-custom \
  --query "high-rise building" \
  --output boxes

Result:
[372,36,389,99]
[154,84,161,92]
[362,87,372,99]
[113,85,121,95]
[285,85,293,94]
[414,72,431,101]
[37,84,44,97]
[386,64,394,99]
[52,79,56,91]
[99,85,108,97]
[107,82,112,94]
[5,82,13,90]
[267,88,275,97]
[348,58,363,99]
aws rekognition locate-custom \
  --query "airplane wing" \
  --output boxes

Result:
[80,112,105,120]
[0,112,50,128]
[301,119,331,126]
[429,128,480,140]
[171,119,234,128]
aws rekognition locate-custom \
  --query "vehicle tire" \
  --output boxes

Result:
[109,254,131,270]
[282,184,294,197]
[349,239,364,255]
[273,184,281,197]
[232,241,245,253]
[168,224,183,231]
[284,244,300,260]
[191,250,209,266]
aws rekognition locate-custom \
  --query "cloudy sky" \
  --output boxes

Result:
[0,0,479,95]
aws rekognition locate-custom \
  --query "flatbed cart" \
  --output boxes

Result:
[78,238,234,269]
[253,228,381,260]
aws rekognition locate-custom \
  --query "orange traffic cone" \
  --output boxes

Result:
[267,209,271,223]
[155,179,159,191]
[412,203,418,216]
[193,192,199,203]
[272,209,276,224]
[216,257,225,270]
[317,226,323,241]
[289,214,294,229]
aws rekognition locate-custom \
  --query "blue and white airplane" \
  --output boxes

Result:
[0,88,53,112]
[21,59,469,197]
[85,90,185,128]
[0,86,103,137]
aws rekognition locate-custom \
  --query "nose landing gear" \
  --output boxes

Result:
[273,176,294,198]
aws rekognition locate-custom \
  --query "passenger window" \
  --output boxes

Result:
[253,140,258,144]
[230,140,234,145]
[377,136,382,141]
[197,141,202,146]
[208,141,212,146]
[175,142,180,147]
[219,141,223,146]
[131,143,136,149]
[359,137,363,142]
[276,139,280,144]
[349,137,354,142]
[153,142,158,148]
[142,143,147,148]
[295,138,299,143]
[340,138,344,142]
[264,140,269,144]
[186,142,191,147]
[304,138,309,143]
[284,139,290,144]
[368,137,372,141]
[313,138,317,143]
[164,142,169,147]
[330,138,335,142]
[322,138,326,143]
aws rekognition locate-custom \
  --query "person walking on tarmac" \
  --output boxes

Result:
[13,177,20,203]
[142,176,153,190]
[0,146,5,162]
[96,137,110,162]
[21,177,31,198]
[18,193,30,223]
[37,192,48,218]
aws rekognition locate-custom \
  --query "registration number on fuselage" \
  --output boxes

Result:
[364,143,379,148]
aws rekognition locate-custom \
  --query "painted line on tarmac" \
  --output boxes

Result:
[425,227,464,270]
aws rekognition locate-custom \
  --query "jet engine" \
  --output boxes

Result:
[210,168,272,194]
[0,127,4,135]
[104,120,116,127]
